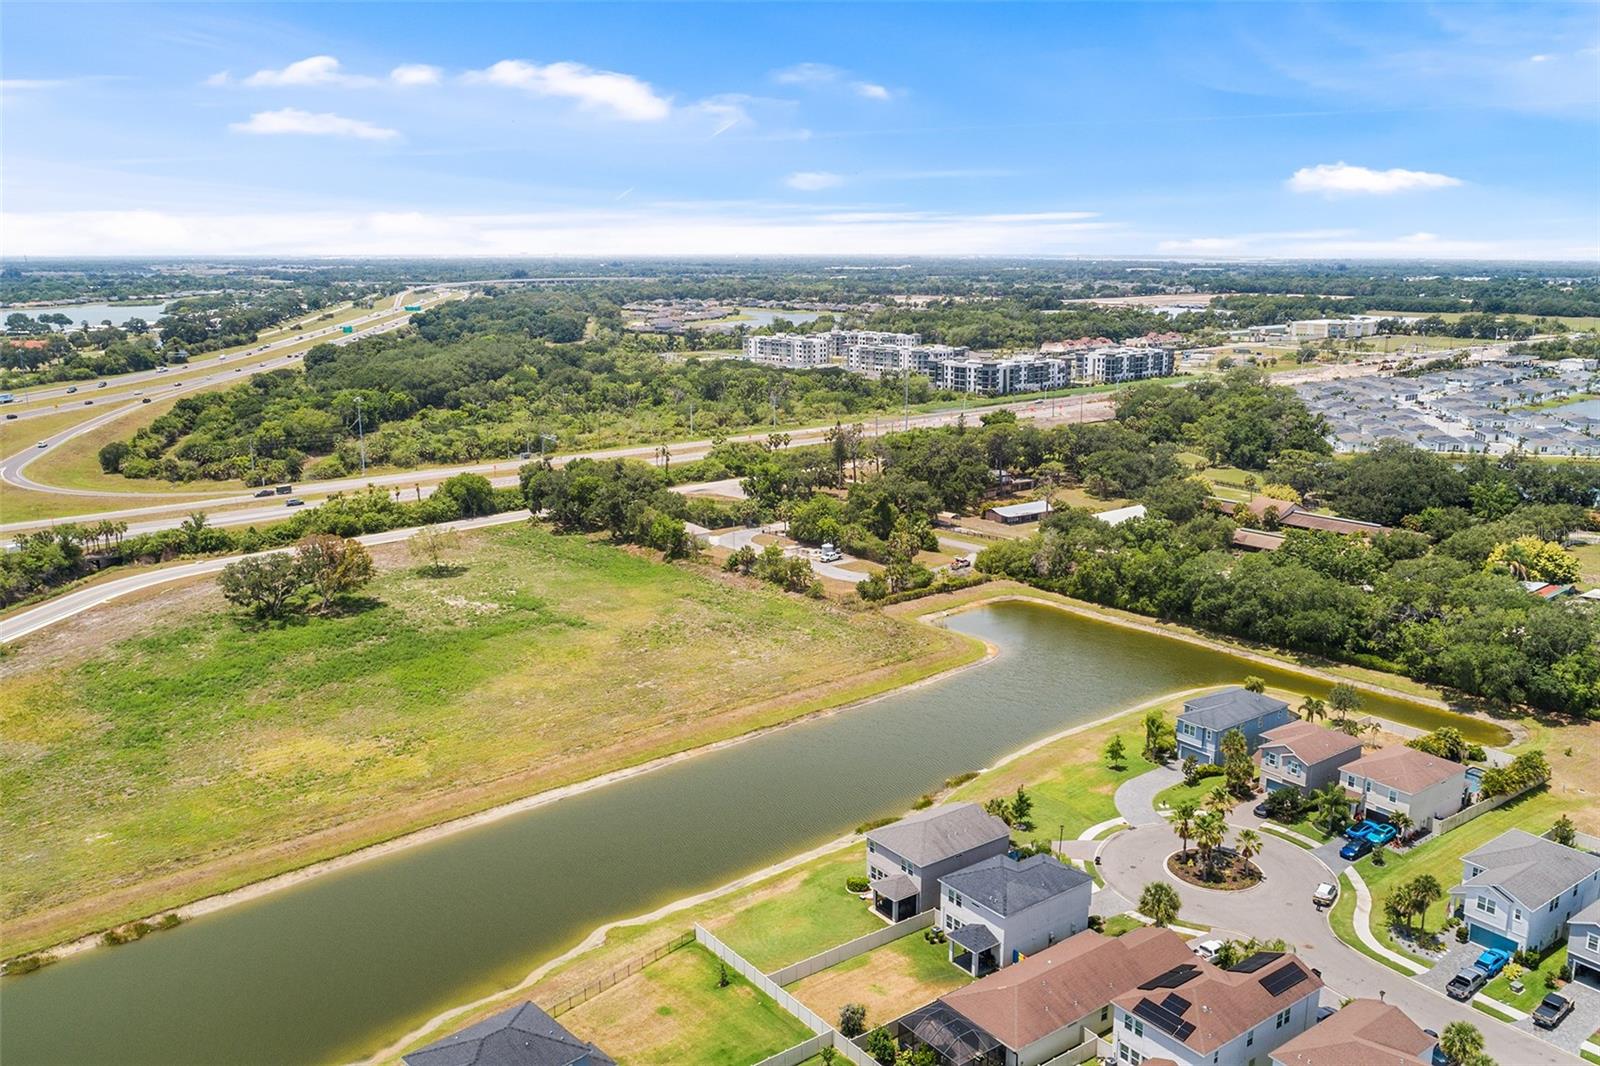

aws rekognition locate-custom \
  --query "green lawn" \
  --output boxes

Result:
[710,850,883,972]
[1484,944,1570,1012]
[1327,871,1415,974]
[559,943,812,1066]
[1353,788,1568,958]
[2,525,969,956]
[1153,765,1232,814]
[1102,914,1146,937]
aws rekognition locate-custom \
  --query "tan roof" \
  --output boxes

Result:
[1259,720,1363,766]
[1111,954,1324,1054]
[1232,528,1285,552]
[939,927,1194,1050]
[1342,745,1465,794]
[1272,998,1433,1066]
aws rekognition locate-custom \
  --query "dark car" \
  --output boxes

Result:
[1532,992,1573,1029]
[275,485,294,495]
[1424,1029,1448,1066]
[1446,968,1487,1000]
[1339,837,1373,861]
[285,498,305,507]
[254,489,275,498]
[141,397,152,404]
[1253,800,1272,818]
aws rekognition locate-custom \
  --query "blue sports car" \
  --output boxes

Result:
[1339,837,1373,861]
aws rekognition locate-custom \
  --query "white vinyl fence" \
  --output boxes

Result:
[1436,782,1537,835]
[768,910,934,986]
[752,1034,828,1066]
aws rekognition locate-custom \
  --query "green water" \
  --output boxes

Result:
[0,601,1503,1065]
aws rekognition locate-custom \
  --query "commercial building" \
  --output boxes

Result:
[1449,828,1600,953]
[1288,317,1381,341]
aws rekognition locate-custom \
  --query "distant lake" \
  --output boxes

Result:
[16,301,168,329]
[1551,397,1600,419]
[730,307,823,327]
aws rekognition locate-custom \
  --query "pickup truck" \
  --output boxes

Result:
[1532,992,1573,1029]
[1446,967,1488,1001]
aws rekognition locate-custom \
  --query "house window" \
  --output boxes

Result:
[947,889,963,907]
[1550,898,1560,913]
[947,916,963,932]
[868,842,876,854]
[1513,907,1522,922]
[1275,1008,1291,1029]
[1476,896,1497,916]
[1388,789,1398,803]
[900,859,914,876]
[1246,1028,1255,1046]
[1102,1007,1110,1023]
[1345,774,1357,787]
[1587,932,1599,953]
[1264,752,1278,768]
[1133,1019,1144,1037]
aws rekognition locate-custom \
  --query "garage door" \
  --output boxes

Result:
[1468,924,1518,953]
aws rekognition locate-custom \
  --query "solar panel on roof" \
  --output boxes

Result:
[1138,964,1200,990]
[1134,999,1195,1041]
[1229,951,1284,974]
[1260,964,1309,997]
[1160,993,1191,1015]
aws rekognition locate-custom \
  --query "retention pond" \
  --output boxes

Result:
[0,600,1505,1064]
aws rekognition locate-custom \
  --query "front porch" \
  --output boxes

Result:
[948,923,1000,977]
[870,873,919,923]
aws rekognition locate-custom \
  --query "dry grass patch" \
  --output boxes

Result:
[788,934,971,1032]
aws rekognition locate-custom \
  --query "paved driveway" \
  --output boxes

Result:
[1513,978,1600,1055]
[1114,766,1183,826]
[1095,821,1574,1065]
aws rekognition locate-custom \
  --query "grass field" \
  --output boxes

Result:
[1572,543,1600,586]
[789,932,970,1031]
[0,524,975,954]
[709,850,884,972]
[1367,311,1600,331]
[559,943,812,1065]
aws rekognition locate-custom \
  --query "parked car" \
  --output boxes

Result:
[1313,882,1338,909]
[1364,822,1399,846]
[1532,992,1574,1029]
[285,498,305,507]
[1315,1006,1337,1023]
[1191,939,1225,962]
[818,542,843,563]
[950,557,972,571]
[1339,837,1373,861]
[1423,1029,1449,1066]
[1252,800,1272,817]
[1446,968,1487,1000]
[1343,821,1373,841]
[1474,948,1511,978]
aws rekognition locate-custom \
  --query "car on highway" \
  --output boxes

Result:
[141,397,152,404]
[1473,948,1511,978]
[4,413,16,420]
[1446,967,1488,1000]
[156,367,168,374]
[1338,837,1373,861]
[133,389,143,395]
[84,400,93,405]
[254,489,276,498]
[36,441,47,449]
[1312,882,1338,909]
[66,386,78,394]
[1532,992,1574,1029]
[97,381,107,388]
[275,484,294,494]
[285,498,305,507]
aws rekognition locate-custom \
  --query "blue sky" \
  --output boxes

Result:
[3,2,1597,258]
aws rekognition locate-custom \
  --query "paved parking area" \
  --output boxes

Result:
[1417,941,1481,996]
[1510,976,1600,1054]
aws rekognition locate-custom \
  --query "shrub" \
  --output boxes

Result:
[1455,925,1469,943]
[855,816,896,835]
[845,876,869,894]
[944,771,979,789]
[912,792,935,810]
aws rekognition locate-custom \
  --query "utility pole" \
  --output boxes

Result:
[354,396,367,475]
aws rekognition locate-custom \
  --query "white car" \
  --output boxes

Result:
[1313,882,1338,909]
[1192,939,1225,962]
[36,441,48,449]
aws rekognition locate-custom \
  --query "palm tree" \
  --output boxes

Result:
[1171,799,1199,855]
[1439,1021,1484,1066]
[1206,785,1232,813]
[1410,874,1444,933]
[1389,812,1414,845]
[1195,810,1227,880]
[1235,829,1262,874]
[1312,782,1351,837]
[1298,696,1327,724]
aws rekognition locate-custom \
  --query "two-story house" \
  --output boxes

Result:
[1339,746,1469,833]
[1271,998,1437,1066]
[865,803,1011,922]
[938,853,1093,975]
[1175,688,1293,767]
[1569,899,1600,989]
[1256,721,1363,796]
[1447,828,1600,953]
[1111,951,1323,1066]
[895,927,1198,1066]
[403,1001,614,1066]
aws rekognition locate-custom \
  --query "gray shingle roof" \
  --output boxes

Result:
[403,1002,614,1066]
[1572,898,1600,928]
[1179,687,1290,730]
[1450,829,1600,909]
[867,803,1010,867]
[940,854,1091,916]
[950,922,1001,953]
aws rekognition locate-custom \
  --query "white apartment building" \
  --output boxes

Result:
[846,342,968,379]
[930,353,1073,395]
[827,329,921,359]
[1075,346,1174,383]
[741,333,834,369]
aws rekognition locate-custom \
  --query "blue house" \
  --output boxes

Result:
[1174,687,1293,766]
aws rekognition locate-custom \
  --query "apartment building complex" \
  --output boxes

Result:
[846,342,969,379]
[1288,317,1381,341]
[741,333,835,368]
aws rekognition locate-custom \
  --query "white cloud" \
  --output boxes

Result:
[463,59,671,121]
[1154,229,1591,259]
[773,62,897,101]
[390,64,443,87]
[243,55,375,88]
[853,82,892,101]
[1287,161,1463,196]
[1,78,70,90]
[229,108,399,141]
[204,71,232,87]
[785,171,845,191]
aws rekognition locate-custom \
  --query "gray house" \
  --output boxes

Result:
[1448,829,1600,953]
[938,854,1093,975]
[1256,720,1363,795]
[403,1001,614,1066]
[1569,899,1600,989]
[1175,687,1294,766]
[866,802,1011,921]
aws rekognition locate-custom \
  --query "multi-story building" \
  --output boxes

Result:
[1271,998,1437,1066]
[1339,746,1469,833]
[827,328,921,359]
[1449,829,1600,953]
[1288,317,1381,341]
[1073,346,1174,384]
[938,854,1092,975]
[1174,687,1294,767]
[846,342,968,379]
[741,333,834,368]
[1570,899,1600,989]
[929,354,1073,395]
[865,803,1012,921]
